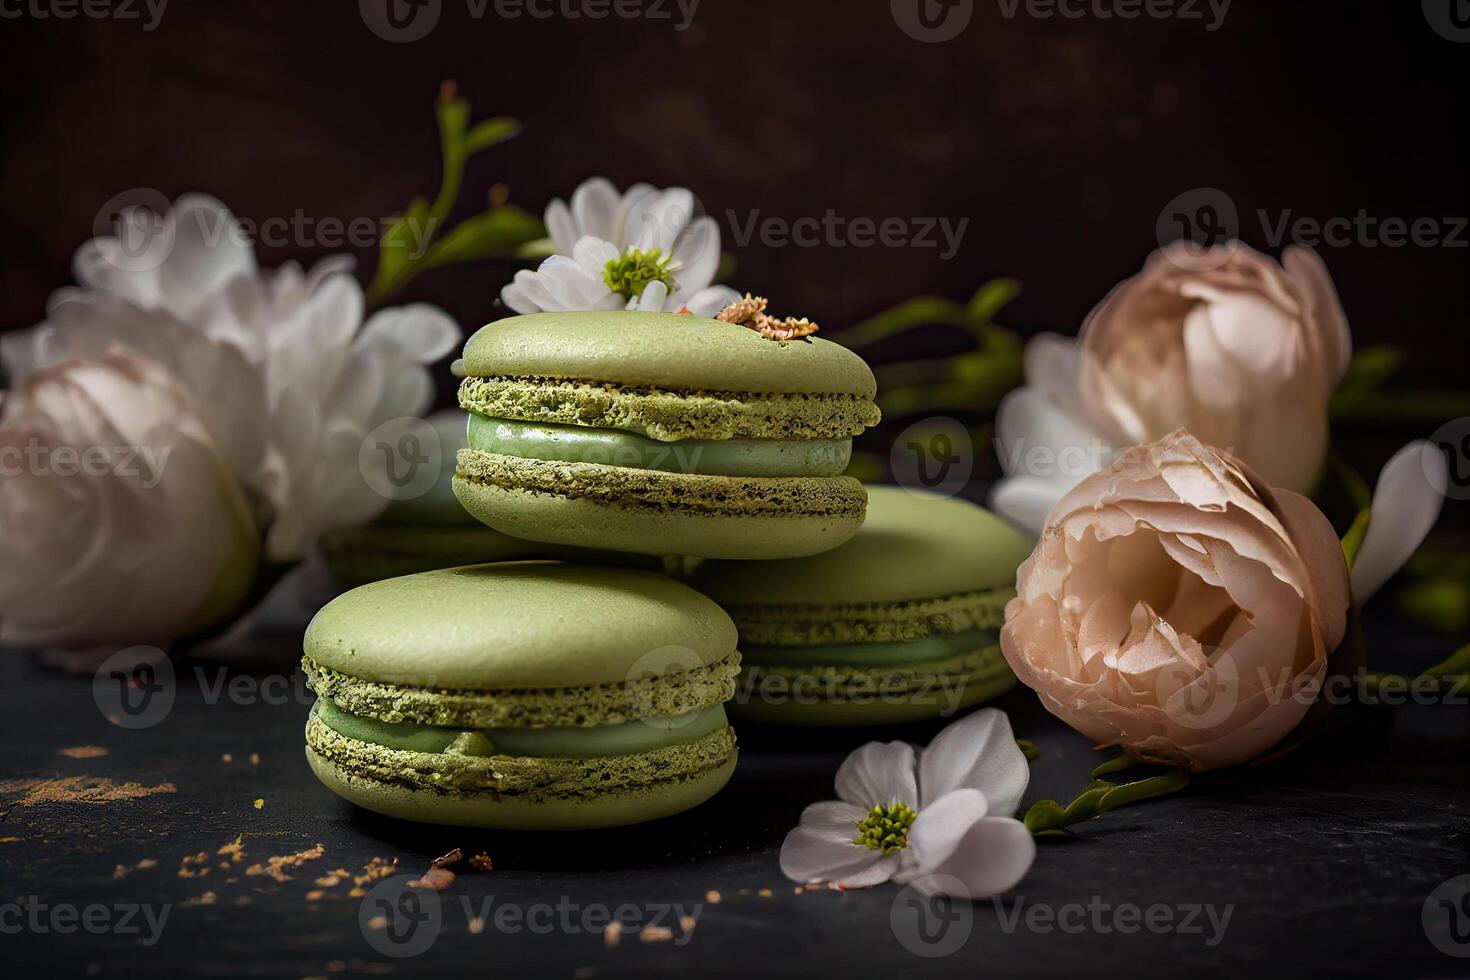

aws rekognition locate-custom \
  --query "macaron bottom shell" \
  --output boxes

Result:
[306,747,737,831]
[453,450,866,559]
[305,709,738,830]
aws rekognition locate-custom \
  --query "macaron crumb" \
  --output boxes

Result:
[249,753,261,766]
[757,888,773,898]
[640,925,674,943]
[252,798,264,810]
[221,754,233,764]
[407,867,456,891]
[603,923,622,947]
[705,889,721,904]
[245,844,325,883]
[468,852,493,872]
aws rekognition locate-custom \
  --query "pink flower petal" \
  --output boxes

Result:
[903,817,1035,899]
[899,788,989,880]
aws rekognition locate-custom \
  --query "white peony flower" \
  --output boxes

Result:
[779,709,1035,899]
[0,349,259,650]
[501,177,739,317]
[2,193,460,562]
[990,242,1351,535]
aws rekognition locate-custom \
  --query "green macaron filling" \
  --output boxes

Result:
[314,697,728,759]
[738,629,1001,668]
[466,413,851,478]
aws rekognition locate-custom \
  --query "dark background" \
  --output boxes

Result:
[3,0,1466,413]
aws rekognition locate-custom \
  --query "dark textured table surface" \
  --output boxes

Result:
[2,609,1467,979]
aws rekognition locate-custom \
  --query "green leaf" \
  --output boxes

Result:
[1330,389,1470,422]
[1341,509,1371,569]
[1091,752,1142,778]
[1334,345,1404,396]
[837,297,967,350]
[1016,739,1040,763]
[1095,770,1190,813]
[369,197,432,301]
[1397,577,1470,633]
[964,278,1021,329]
[422,206,547,271]
[464,116,521,153]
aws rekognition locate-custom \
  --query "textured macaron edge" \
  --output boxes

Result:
[459,376,880,442]
[305,711,737,802]
[454,450,869,519]
[301,651,741,729]
[734,643,1013,704]
[722,586,1015,647]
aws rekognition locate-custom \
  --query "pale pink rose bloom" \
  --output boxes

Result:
[991,243,1352,534]
[999,430,1353,771]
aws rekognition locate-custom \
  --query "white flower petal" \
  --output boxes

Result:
[988,475,1068,537]
[779,826,899,889]
[636,279,669,313]
[683,285,741,318]
[1351,441,1446,605]
[669,215,720,301]
[835,741,918,809]
[896,788,989,882]
[568,177,621,245]
[902,817,1034,899]
[917,708,1029,815]
[544,198,578,256]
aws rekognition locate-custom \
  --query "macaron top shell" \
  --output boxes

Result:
[692,486,1035,605]
[305,563,737,690]
[462,311,877,398]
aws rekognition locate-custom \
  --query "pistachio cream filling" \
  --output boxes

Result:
[314,698,729,759]
[738,629,1000,668]
[466,413,851,478]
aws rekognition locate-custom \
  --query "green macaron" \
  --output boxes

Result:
[320,412,651,586]
[302,562,741,829]
[452,310,882,559]
[690,485,1034,726]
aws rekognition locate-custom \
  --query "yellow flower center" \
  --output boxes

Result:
[854,802,917,855]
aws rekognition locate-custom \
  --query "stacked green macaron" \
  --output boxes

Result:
[320,412,651,586]
[691,486,1035,726]
[303,563,741,829]
[452,310,882,559]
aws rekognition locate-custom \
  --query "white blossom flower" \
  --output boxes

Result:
[501,177,739,317]
[0,349,259,651]
[1,193,460,563]
[779,709,1035,899]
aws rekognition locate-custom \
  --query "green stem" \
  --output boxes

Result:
[1023,769,1190,836]
[1361,642,1470,699]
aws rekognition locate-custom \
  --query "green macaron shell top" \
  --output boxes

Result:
[692,485,1034,606]
[462,311,878,397]
[466,413,852,478]
[739,629,999,668]
[304,563,737,692]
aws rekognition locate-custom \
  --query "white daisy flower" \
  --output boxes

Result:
[779,708,1036,899]
[501,177,739,317]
